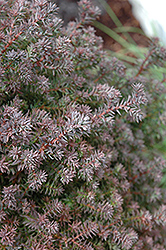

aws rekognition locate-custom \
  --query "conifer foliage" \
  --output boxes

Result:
[0,0,166,249]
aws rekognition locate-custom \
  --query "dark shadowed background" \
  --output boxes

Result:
[53,0,149,51]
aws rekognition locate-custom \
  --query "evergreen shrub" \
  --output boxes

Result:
[1,0,166,249]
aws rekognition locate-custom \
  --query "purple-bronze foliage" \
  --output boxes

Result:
[1,0,166,249]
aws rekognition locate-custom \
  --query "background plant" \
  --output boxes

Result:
[93,0,166,181]
[0,0,166,249]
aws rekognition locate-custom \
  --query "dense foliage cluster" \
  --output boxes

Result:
[1,0,166,249]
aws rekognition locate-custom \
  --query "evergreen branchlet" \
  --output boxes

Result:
[0,0,166,249]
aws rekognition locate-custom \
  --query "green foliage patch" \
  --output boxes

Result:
[0,0,166,249]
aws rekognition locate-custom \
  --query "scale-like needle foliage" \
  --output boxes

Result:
[0,0,166,249]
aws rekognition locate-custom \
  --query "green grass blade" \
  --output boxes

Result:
[114,26,145,35]
[94,20,131,49]
[97,0,137,45]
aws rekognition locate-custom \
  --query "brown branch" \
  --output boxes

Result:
[0,31,23,55]
[129,164,155,183]
[94,71,108,83]
[134,49,154,78]
[39,131,66,153]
